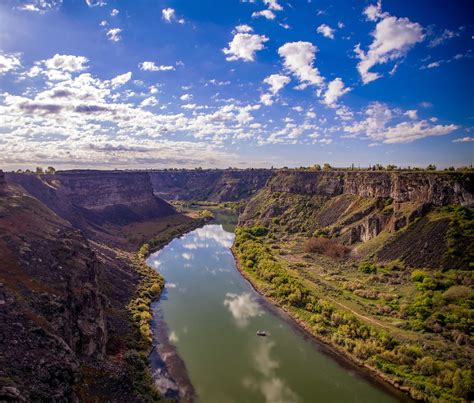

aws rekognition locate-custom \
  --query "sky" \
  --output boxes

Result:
[0,0,473,170]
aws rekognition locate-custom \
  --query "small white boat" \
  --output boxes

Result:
[256,330,267,336]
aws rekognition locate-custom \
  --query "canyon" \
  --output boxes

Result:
[0,168,472,402]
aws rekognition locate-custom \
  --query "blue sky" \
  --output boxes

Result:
[0,0,472,169]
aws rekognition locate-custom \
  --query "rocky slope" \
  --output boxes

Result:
[235,170,473,401]
[6,170,175,238]
[148,169,273,202]
[240,170,473,267]
[0,170,182,401]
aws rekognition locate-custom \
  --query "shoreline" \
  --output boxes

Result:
[136,214,212,401]
[230,247,415,402]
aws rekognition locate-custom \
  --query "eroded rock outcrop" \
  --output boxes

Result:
[148,169,273,202]
[267,171,473,207]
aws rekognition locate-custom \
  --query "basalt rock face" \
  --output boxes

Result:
[148,169,273,202]
[239,170,473,268]
[267,171,473,207]
[0,171,178,400]
[6,170,175,231]
[0,182,107,400]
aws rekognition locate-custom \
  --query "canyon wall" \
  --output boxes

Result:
[6,170,175,230]
[266,171,473,207]
[148,169,273,202]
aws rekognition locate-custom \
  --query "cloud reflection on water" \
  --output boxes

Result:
[243,340,300,403]
[223,292,263,328]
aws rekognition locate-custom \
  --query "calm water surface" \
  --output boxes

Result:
[148,214,403,403]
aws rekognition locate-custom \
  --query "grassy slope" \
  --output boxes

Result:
[235,190,473,401]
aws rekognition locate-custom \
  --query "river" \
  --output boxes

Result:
[147,212,406,402]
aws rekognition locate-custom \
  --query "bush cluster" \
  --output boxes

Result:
[303,237,350,259]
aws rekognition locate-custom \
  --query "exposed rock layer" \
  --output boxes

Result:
[148,169,273,202]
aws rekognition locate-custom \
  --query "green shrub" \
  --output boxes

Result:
[359,261,377,274]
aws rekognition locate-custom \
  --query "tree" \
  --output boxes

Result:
[386,164,397,171]
[323,163,332,171]
[312,164,321,171]
[46,166,56,175]
[426,164,437,171]
[35,167,44,174]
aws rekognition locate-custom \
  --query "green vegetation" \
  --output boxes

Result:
[234,226,473,402]
[124,214,211,401]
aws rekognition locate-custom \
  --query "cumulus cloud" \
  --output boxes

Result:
[223,26,269,62]
[162,8,177,23]
[139,61,175,72]
[263,0,283,11]
[0,53,21,74]
[264,74,290,94]
[343,102,458,143]
[252,10,276,20]
[110,8,119,16]
[278,42,323,88]
[260,74,290,105]
[316,24,335,39]
[109,72,131,88]
[323,78,351,106]
[44,54,88,72]
[223,292,263,328]
[106,28,122,42]
[355,3,424,84]
[180,93,192,101]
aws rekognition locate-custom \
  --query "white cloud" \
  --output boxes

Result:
[106,28,122,42]
[323,78,351,106]
[260,93,274,106]
[263,0,283,11]
[355,5,424,84]
[44,54,88,72]
[363,0,386,21]
[0,53,21,74]
[404,109,418,119]
[85,0,106,7]
[162,8,175,22]
[429,29,460,48]
[316,24,335,39]
[235,24,253,33]
[343,102,458,143]
[252,10,276,20]
[110,8,119,16]
[264,74,290,94]
[278,42,323,87]
[140,96,158,107]
[139,61,175,72]
[223,27,269,62]
[453,137,474,143]
[110,72,131,88]
[180,94,192,101]
[223,292,263,328]
[18,0,63,13]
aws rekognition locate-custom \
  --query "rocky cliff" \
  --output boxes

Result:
[6,170,175,232]
[266,170,473,207]
[148,169,273,202]
[0,171,181,400]
[0,181,107,400]
[239,170,473,269]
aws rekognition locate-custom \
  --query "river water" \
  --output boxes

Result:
[148,214,405,403]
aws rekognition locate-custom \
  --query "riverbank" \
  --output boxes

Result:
[126,211,213,401]
[230,247,413,401]
[231,228,426,401]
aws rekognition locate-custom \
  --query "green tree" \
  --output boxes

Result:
[323,163,332,171]
[426,164,437,171]
[46,166,56,174]
[35,167,44,174]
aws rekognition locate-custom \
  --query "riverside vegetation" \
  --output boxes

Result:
[233,170,473,402]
